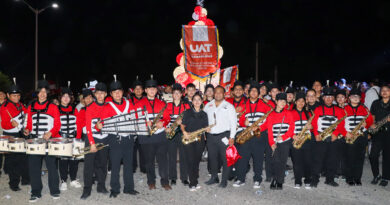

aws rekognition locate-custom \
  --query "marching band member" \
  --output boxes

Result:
[163,83,191,185]
[311,86,347,188]
[183,83,196,106]
[344,87,373,186]
[203,84,214,105]
[180,93,208,191]
[285,85,295,110]
[97,75,138,197]
[24,78,61,202]
[369,84,390,186]
[267,82,280,109]
[266,93,295,190]
[0,90,6,176]
[290,92,312,189]
[336,90,347,108]
[135,77,171,190]
[234,83,271,188]
[312,81,323,103]
[58,85,82,191]
[259,83,269,100]
[81,83,109,199]
[0,79,30,191]
[306,89,321,112]
[204,86,237,188]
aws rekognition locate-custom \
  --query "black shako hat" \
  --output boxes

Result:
[110,74,123,92]
[276,92,287,101]
[132,75,143,89]
[145,74,158,88]
[285,81,295,93]
[335,89,346,97]
[82,88,93,98]
[60,81,72,96]
[295,92,305,101]
[8,77,21,94]
[37,74,50,90]
[95,82,107,92]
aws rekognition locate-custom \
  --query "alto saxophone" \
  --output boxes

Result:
[320,109,347,141]
[149,105,167,135]
[182,123,216,145]
[166,112,184,140]
[346,109,370,144]
[368,113,390,135]
[236,102,273,145]
[292,110,315,149]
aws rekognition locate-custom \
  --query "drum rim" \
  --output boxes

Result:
[49,138,72,144]
[8,137,25,143]
[27,138,46,144]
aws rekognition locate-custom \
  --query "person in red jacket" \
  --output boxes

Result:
[97,75,139,198]
[285,85,295,110]
[267,82,280,109]
[203,84,214,105]
[344,88,373,186]
[162,83,191,186]
[135,77,171,190]
[266,93,295,190]
[81,83,109,199]
[290,92,313,189]
[0,79,30,191]
[57,85,82,191]
[23,79,61,202]
[311,86,347,188]
[233,83,271,189]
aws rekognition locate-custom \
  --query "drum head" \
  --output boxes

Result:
[27,138,46,144]
[49,138,72,144]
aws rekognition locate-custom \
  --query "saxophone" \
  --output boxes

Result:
[346,109,370,144]
[182,123,216,145]
[293,110,315,149]
[320,110,347,141]
[368,113,390,135]
[149,104,167,135]
[236,107,273,145]
[166,112,184,140]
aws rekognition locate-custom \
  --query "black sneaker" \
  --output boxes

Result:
[205,177,219,185]
[109,191,119,198]
[10,186,21,191]
[276,183,283,190]
[270,179,277,190]
[181,180,189,186]
[124,190,139,195]
[51,194,60,200]
[371,175,381,185]
[325,181,339,187]
[347,181,355,186]
[29,195,41,203]
[80,190,91,200]
[97,186,109,194]
[171,180,176,185]
[218,181,227,188]
[354,180,362,186]
[379,180,388,187]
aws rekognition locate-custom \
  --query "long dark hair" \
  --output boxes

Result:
[192,92,204,110]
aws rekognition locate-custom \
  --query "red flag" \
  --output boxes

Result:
[220,65,238,96]
[182,25,219,79]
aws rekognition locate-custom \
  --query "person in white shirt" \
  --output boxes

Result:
[203,86,237,188]
[365,79,380,110]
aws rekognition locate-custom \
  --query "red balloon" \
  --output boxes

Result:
[218,60,221,68]
[188,21,196,25]
[205,19,215,26]
[194,6,202,15]
[176,53,184,65]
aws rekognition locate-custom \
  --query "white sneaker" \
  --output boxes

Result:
[304,184,311,190]
[29,196,40,203]
[233,180,245,187]
[294,184,301,189]
[253,181,261,189]
[196,184,201,189]
[70,179,82,188]
[189,186,197,192]
[108,170,111,175]
[60,181,67,191]
[52,194,60,200]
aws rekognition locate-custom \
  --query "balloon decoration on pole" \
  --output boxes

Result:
[173,0,223,92]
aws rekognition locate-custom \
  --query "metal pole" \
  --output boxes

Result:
[35,11,38,90]
[255,41,259,82]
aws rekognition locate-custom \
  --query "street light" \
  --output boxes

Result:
[15,0,59,89]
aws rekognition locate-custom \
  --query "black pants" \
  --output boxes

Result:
[133,137,146,173]
[271,140,291,184]
[83,137,109,192]
[59,159,79,182]
[369,130,390,180]
[345,135,367,182]
[183,139,205,187]
[108,135,135,193]
[264,135,272,180]
[207,132,230,182]
[6,153,30,188]
[141,141,169,185]
[168,132,188,181]
[236,132,267,183]
[29,154,59,196]
[311,140,340,183]
[0,154,3,174]
[291,140,312,185]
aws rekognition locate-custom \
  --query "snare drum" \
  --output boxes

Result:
[48,138,73,157]
[72,139,85,159]
[0,136,10,152]
[8,137,26,153]
[26,138,46,155]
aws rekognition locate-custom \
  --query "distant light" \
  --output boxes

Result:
[52,3,59,9]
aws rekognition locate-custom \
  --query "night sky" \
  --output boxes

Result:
[1,0,389,92]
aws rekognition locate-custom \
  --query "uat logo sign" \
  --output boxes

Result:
[182,25,219,78]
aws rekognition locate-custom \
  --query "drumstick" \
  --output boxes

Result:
[6,109,13,119]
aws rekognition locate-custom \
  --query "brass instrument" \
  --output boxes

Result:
[236,106,246,119]
[368,113,390,135]
[73,143,108,158]
[346,109,370,144]
[182,123,216,145]
[166,112,184,140]
[292,110,315,149]
[320,110,348,141]
[236,99,273,145]
[149,105,167,135]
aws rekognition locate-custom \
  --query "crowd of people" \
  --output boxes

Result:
[0,75,389,203]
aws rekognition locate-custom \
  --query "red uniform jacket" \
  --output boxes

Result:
[85,102,107,145]
[265,109,295,146]
[0,101,26,133]
[344,104,373,133]
[57,105,83,139]
[290,109,312,135]
[76,107,86,139]
[162,101,191,127]
[25,100,61,138]
[100,98,136,136]
[226,97,247,132]
[239,98,272,132]
[312,105,347,137]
